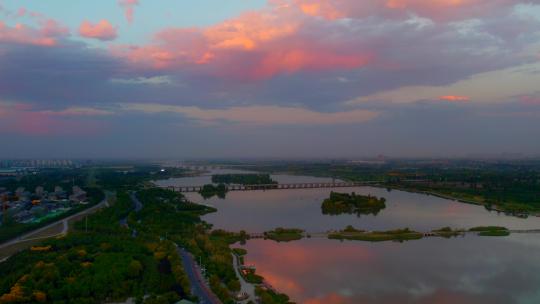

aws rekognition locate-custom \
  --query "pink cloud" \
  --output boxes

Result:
[79,20,117,41]
[439,95,470,102]
[0,8,69,46]
[0,103,110,136]
[520,95,540,105]
[115,0,519,80]
[293,0,344,20]
[40,19,69,37]
[290,0,517,21]
[118,0,139,24]
[17,7,27,17]
[117,6,374,79]
[0,21,59,46]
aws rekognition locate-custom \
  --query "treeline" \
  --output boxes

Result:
[211,174,277,185]
[95,167,186,191]
[321,192,386,216]
[0,168,87,193]
[246,161,540,214]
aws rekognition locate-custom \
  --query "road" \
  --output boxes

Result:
[0,195,111,251]
[177,246,222,304]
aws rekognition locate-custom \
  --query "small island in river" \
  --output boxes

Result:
[264,228,305,242]
[469,226,511,236]
[322,191,386,216]
[199,183,228,199]
[329,226,423,242]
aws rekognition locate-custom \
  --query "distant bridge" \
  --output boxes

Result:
[167,181,378,193]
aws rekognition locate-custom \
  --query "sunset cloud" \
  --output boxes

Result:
[290,0,517,22]
[79,20,117,41]
[439,95,470,102]
[117,3,375,78]
[118,0,139,24]
[0,1,539,157]
[520,95,540,105]
[0,19,67,46]
[0,103,109,135]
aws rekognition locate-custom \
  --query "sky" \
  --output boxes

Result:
[1,0,540,159]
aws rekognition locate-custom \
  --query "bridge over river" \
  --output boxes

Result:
[167,181,379,193]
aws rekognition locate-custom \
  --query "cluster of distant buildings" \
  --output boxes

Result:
[0,185,88,226]
[0,159,75,168]
[0,159,80,178]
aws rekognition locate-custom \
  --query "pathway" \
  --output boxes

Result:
[231,253,256,303]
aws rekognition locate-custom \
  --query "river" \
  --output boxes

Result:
[156,169,540,304]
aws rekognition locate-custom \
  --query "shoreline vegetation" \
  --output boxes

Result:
[212,174,277,185]
[380,184,534,218]
[321,192,386,216]
[237,162,540,216]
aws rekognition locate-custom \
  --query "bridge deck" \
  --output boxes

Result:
[168,182,377,193]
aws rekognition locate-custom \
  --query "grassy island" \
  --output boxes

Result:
[431,227,466,238]
[211,174,277,185]
[322,192,386,216]
[264,228,304,242]
[199,183,228,199]
[469,226,510,236]
[329,226,423,242]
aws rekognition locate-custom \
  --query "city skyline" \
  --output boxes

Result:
[1,1,540,158]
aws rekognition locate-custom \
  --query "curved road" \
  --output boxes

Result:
[177,246,222,304]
